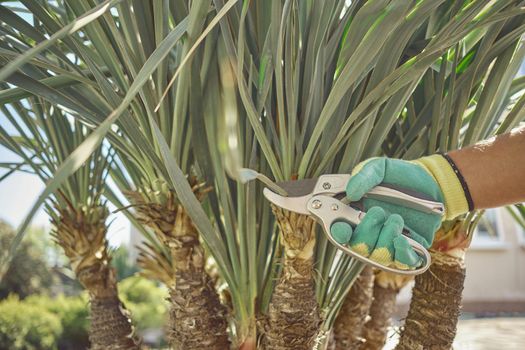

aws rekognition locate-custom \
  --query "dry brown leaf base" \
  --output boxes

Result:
[128,186,230,349]
[261,207,320,350]
[333,266,375,349]
[53,206,141,349]
[359,283,399,350]
[261,257,320,349]
[89,296,141,350]
[169,271,230,349]
[396,252,465,350]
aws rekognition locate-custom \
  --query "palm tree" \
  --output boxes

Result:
[0,100,140,348]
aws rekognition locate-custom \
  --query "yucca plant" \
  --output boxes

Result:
[383,12,525,349]
[326,4,525,348]
[217,0,525,348]
[0,1,235,347]
[2,1,525,349]
[0,98,140,348]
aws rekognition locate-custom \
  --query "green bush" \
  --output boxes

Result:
[0,221,54,300]
[0,267,168,349]
[111,246,139,281]
[119,275,168,331]
[0,295,62,350]
[26,294,89,350]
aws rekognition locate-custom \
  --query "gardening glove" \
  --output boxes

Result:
[330,155,472,270]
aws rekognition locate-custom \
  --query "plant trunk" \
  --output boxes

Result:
[167,205,230,349]
[53,206,141,350]
[260,206,320,349]
[128,184,230,349]
[80,264,141,350]
[395,251,465,350]
[360,272,412,350]
[332,266,374,349]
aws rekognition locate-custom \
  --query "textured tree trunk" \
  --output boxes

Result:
[81,264,141,350]
[167,205,230,349]
[360,272,412,350]
[260,206,321,349]
[53,205,141,350]
[332,266,375,349]
[395,251,465,350]
[128,182,230,349]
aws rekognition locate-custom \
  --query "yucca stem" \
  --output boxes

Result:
[360,272,412,350]
[82,265,141,350]
[396,251,465,350]
[128,185,230,349]
[261,206,320,349]
[167,205,230,349]
[53,206,140,350]
[332,266,374,349]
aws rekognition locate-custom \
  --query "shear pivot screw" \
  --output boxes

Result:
[311,200,322,209]
[322,182,331,190]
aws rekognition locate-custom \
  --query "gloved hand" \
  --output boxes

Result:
[330,155,471,269]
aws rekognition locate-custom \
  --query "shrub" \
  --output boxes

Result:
[0,221,54,300]
[26,294,89,350]
[119,275,168,331]
[0,295,62,350]
[111,245,139,281]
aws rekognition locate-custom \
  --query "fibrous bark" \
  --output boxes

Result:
[260,206,321,349]
[87,269,139,350]
[396,251,465,350]
[333,266,375,349]
[167,208,230,349]
[360,272,412,350]
[128,180,230,349]
[52,205,140,350]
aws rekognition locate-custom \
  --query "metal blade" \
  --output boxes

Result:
[263,188,311,215]
[276,178,318,197]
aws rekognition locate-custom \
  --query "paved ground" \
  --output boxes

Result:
[384,318,525,349]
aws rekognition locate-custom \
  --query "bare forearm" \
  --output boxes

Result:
[448,126,525,210]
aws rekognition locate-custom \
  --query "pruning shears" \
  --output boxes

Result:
[263,174,445,275]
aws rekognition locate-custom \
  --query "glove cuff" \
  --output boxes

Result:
[413,154,471,220]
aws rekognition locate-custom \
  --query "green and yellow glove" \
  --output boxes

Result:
[330,155,471,270]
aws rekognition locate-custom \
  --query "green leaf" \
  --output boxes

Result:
[0,0,125,82]
[1,15,189,281]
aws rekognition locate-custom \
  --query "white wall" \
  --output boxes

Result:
[463,209,525,303]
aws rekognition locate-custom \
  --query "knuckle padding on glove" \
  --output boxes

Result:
[349,206,386,256]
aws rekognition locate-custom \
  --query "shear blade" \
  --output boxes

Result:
[276,178,318,197]
[263,188,311,215]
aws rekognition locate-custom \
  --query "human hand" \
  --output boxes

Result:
[330,157,447,269]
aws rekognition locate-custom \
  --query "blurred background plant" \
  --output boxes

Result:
[0,219,168,349]
[0,220,55,299]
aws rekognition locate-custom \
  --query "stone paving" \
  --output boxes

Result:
[384,318,525,350]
